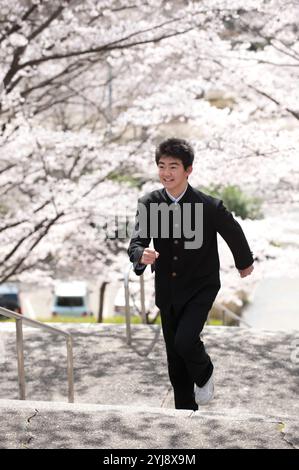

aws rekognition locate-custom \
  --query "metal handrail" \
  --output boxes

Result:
[208,303,252,328]
[124,263,149,345]
[0,306,74,403]
[125,263,251,340]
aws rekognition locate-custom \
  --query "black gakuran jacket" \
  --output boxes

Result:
[127,184,254,313]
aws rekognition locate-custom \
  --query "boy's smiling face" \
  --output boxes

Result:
[158,155,193,196]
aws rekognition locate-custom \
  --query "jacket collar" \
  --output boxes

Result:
[162,183,193,204]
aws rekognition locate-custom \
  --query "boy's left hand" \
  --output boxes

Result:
[238,264,254,278]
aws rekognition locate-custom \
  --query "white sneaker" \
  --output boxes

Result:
[194,374,214,406]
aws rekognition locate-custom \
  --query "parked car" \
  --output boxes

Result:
[0,283,22,319]
[52,281,90,317]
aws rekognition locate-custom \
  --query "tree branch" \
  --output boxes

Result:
[0,4,38,45]
[0,212,64,282]
[248,84,299,120]
[19,23,194,69]
[3,1,73,89]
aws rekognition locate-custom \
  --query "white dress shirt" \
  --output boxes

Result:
[165,184,188,204]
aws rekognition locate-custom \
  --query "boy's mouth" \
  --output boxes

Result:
[163,178,174,183]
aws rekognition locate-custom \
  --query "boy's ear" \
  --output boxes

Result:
[187,165,193,176]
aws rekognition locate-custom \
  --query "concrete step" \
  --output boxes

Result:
[1,324,299,448]
[0,398,298,449]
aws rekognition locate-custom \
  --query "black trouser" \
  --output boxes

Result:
[160,288,218,411]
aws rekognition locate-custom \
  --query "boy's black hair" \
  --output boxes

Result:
[155,138,194,169]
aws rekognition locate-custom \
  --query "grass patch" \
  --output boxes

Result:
[2,315,221,326]
[35,315,159,324]
[103,315,142,324]
[36,315,97,323]
[207,319,224,326]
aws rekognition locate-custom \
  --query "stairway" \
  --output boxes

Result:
[0,324,298,448]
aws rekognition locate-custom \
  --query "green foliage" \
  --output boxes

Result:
[201,184,264,220]
[0,203,9,216]
[269,240,281,247]
[107,171,144,188]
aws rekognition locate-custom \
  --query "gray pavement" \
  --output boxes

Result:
[243,278,299,330]
[0,323,299,448]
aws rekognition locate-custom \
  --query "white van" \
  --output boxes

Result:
[52,281,90,317]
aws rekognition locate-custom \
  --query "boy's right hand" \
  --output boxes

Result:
[140,248,159,265]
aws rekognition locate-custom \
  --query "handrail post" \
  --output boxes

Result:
[15,318,26,400]
[66,336,74,403]
[124,267,132,345]
[222,308,226,326]
[140,275,146,324]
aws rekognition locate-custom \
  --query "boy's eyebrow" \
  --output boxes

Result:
[158,161,180,166]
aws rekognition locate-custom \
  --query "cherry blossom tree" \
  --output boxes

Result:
[0,0,298,318]
[1,0,196,284]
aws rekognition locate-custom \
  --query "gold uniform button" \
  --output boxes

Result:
[172,272,177,277]
[173,256,178,261]
[174,240,179,244]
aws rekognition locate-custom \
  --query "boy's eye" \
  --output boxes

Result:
[159,166,178,169]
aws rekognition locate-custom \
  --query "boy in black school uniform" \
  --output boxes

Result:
[128,138,254,410]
